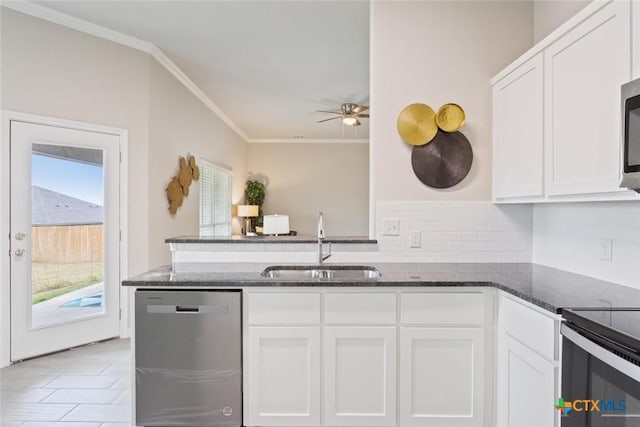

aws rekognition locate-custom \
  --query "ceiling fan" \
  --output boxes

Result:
[317,103,370,127]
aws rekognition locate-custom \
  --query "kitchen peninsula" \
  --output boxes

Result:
[124,260,640,427]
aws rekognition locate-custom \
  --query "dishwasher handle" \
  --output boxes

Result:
[176,305,199,313]
[147,305,229,315]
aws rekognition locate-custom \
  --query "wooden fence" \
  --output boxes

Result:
[32,224,103,263]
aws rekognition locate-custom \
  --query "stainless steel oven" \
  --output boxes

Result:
[620,78,640,192]
[561,309,640,426]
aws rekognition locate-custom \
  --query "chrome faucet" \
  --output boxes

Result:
[317,212,331,264]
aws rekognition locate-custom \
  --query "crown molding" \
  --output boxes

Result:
[1,0,248,141]
[247,138,369,144]
[149,46,248,141]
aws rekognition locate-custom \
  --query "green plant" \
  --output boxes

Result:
[245,179,266,227]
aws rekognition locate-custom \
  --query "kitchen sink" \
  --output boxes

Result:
[261,265,381,280]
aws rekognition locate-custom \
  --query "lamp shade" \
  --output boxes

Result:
[237,205,259,217]
[262,214,290,235]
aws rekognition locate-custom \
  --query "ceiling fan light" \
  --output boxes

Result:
[342,117,358,126]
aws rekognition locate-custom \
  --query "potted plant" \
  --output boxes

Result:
[245,177,267,233]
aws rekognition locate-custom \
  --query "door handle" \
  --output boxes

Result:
[14,249,25,257]
[14,232,26,241]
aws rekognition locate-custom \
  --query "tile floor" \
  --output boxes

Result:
[0,339,131,426]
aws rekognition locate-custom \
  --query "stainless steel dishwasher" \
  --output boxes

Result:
[135,290,241,427]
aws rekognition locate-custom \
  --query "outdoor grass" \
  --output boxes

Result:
[31,261,103,304]
[32,279,101,305]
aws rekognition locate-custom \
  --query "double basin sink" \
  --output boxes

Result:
[261,265,381,280]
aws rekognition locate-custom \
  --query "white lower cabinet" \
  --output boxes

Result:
[498,336,557,427]
[245,289,560,427]
[496,294,560,427]
[399,328,485,427]
[247,327,321,426]
[324,327,396,426]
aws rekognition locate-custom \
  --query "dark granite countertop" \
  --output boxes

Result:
[165,235,377,244]
[122,263,640,314]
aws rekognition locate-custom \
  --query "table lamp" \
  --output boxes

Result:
[237,205,259,236]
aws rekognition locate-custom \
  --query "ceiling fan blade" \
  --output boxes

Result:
[316,110,342,114]
[353,119,362,126]
[353,105,369,113]
[356,114,370,118]
[317,116,342,123]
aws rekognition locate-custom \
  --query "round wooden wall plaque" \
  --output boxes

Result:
[411,131,473,189]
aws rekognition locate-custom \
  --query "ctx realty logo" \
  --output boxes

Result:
[555,397,626,415]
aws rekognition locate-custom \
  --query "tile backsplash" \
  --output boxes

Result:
[172,201,533,271]
[375,201,532,263]
[533,202,640,290]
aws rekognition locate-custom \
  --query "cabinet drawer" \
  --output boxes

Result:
[248,292,321,325]
[324,293,396,325]
[501,296,556,361]
[400,293,485,326]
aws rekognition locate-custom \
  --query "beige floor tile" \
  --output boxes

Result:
[112,390,130,405]
[107,378,129,390]
[0,388,55,403]
[42,389,122,404]
[0,402,76,421]
[0,339,131,425]
[0,375,58,389]
[44,376,119,390]
[61,404,130,423]
[99,365,130,377]
[21,422,101,427]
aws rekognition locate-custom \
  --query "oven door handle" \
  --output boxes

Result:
[561,323,640,383]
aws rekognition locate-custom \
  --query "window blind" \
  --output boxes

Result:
[199,159,232,236]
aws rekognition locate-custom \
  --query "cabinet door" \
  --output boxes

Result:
[399,328,484,427]
[324,327,396,426]
[497,335,557,427]
[544,0,631,196]
[247,327,320,426]
[493,53,544,199]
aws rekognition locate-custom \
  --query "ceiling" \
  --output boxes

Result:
[32,1,370,141]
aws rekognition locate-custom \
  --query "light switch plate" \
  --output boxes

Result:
[382,218,400,236]
[599,239,613,262]
[409,230,421,248]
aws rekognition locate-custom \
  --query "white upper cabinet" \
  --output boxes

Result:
[492,0,637,202]
[544,0,631,196]
[493,53,544,200]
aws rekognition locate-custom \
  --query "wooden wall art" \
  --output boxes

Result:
[397,103,472,189]
[166,154,200,215]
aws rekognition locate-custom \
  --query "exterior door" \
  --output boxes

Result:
[10,120,120,360]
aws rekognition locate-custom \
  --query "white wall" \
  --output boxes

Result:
[533,0,590,43]
[533,203,640,290]
[370,1,533,205]
[247,143,369,236]
[0,7,151,277]
[148,60,247,266]
[0,8,248,364]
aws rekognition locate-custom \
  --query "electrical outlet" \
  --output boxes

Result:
[599,239,613,262]
[383,218,400,236]
[409,230,421,248]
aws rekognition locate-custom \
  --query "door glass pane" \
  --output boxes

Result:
[30,143,106,329]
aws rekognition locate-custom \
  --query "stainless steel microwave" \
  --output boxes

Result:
[620,78,640,192]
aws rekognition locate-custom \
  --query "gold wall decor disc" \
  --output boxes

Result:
[436,103,465,132]
[397,103,438,146]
